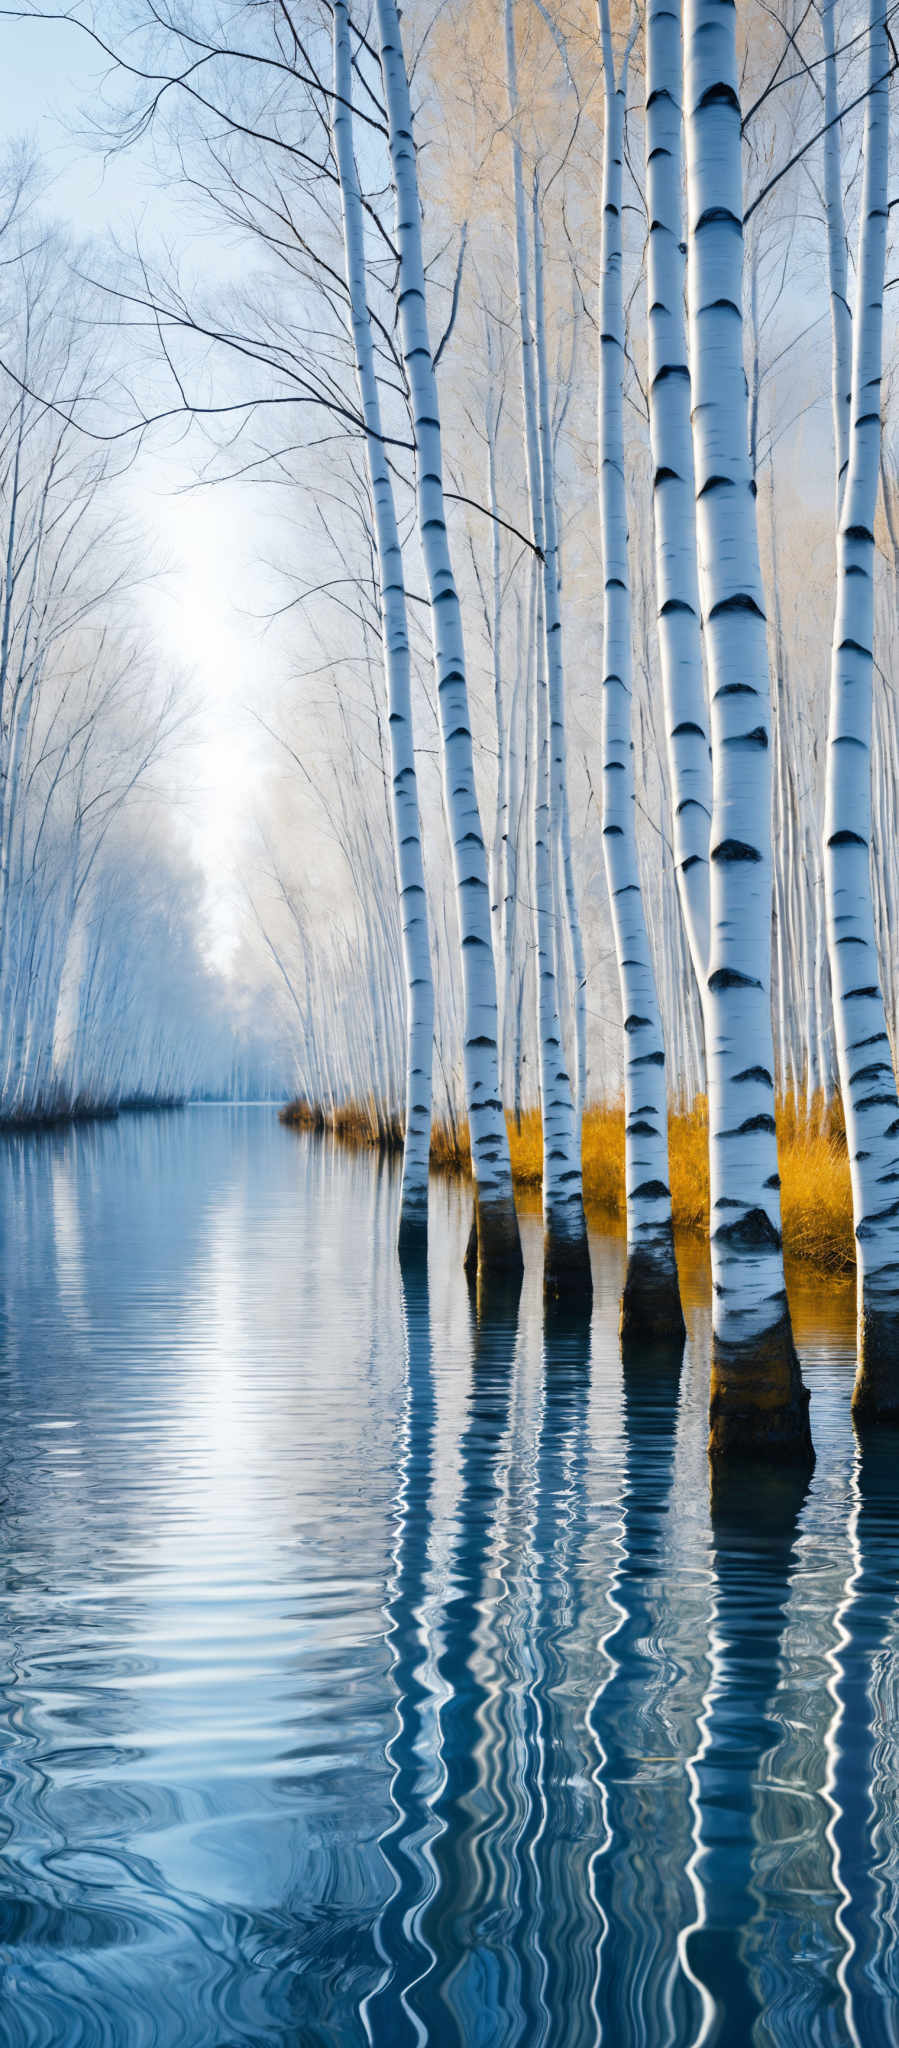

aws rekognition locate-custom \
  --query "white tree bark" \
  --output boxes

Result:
[531,186,589,1142]
[684,0,811,1460]
[374,0,522,1284]
[504,0,589,1180]
[531,183,591,1296]
[530,555,591,1299]
[332,0,433,1256]
[598,0,683,1346]
[822,0,852,521]
[644,0,711,985]
[823,0,898,1418]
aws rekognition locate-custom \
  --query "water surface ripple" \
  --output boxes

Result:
[0,1110,892,2045]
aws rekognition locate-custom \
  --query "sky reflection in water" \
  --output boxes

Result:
[0,1108,894,2046]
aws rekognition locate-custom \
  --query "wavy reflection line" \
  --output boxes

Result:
[361,1260,439,2048]
[527,1301,597,2048]
[411,1282,521,2046]
[826,1427,899,2045]
[679,1463,810,2048]
[823,1445,862,2048]
[588,1337,688,2047]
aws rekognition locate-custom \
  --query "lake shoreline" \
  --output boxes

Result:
[280,1093,856,1276]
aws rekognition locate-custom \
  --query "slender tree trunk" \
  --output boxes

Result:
[531,186,591,1297]
[332,0,434,1256]
[598,0,683,1348]
[822,0,852,521]
[531,557,592,1301]
[684,0,812,1461]
[374,0,522,1287]
[531,184,588,1139]
[823,0,898,1419]
[644,0,711,987]
[502,0,589,1289]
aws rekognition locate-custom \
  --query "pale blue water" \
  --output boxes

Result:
[0,1106,894,2046]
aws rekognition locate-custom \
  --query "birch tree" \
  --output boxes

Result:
[823,0,899,1419]
[331,0,433,1259]
[644,0,711,986]
[374,0,523,1289]
[598,0,684,1347]
[684,0,812,1461]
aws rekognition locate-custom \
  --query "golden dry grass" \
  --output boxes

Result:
[282,1090,856,1274]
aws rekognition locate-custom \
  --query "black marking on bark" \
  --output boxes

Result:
[698,474,731,496]
[714,682,758,698]
[844,524,874,543]
[723,726,767,749]
[856,1094,899,1112]
[711,838,762,863]
[625,1014,652,1033]
[631,1180,671,1200]
[661,597,697,615]
[850,1064,891,1087]
[857,1196,899,1239]
[626,1120,658,1136]
[654,465,680,486]
[708,592,765,620]
[837,639,870,658]
[849,1033,890,1051]
[723,1113,777,1137]
[713,1207,782,1250]
[708,967,762,991]
[673,720,705,737]
[733,1065,773,1085]
[846,986,880,1000]
[765,1173,781,1189]
[632,1050,666,1066]
[681,854,704,871]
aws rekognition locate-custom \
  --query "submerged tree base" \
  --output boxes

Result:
[464,1194,525,1298]
[620,1238,685,1350]
[543,1216,593,1307]
[708,1316,814,1464]
[852,1305,899,1423]
[397,1200,429,1265]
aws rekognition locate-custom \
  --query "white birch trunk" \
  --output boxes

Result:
[644,0,711,986]
[531,183,590,1295]
[531,558,591,1300]
[503,0,589,1269]
[374,0,522,1285]
[531,186,589,1140]
[332,0,433,1256]
[822,0,852,521]
[823,0,898,1418]
[598,0,684,1347]
[684,0,811,1460]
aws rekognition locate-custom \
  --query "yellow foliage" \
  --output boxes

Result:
[282,1090,856,1275]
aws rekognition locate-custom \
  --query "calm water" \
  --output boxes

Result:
[0,1107,895,2046]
